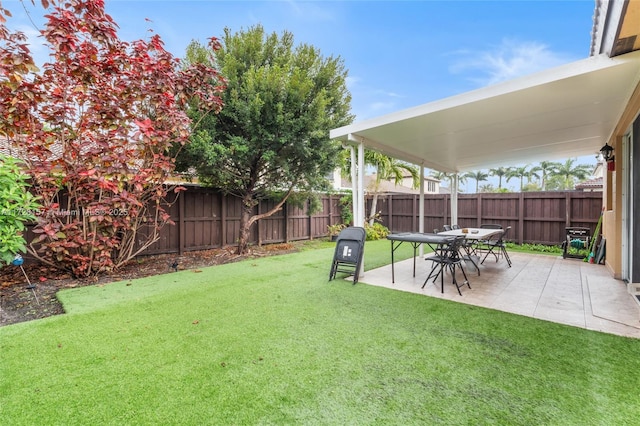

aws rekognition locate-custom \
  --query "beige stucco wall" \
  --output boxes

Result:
[602,80,640,280]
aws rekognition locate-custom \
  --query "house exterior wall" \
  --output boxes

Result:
[602,79,640,280]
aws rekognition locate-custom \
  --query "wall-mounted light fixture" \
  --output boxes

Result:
[600,143,614,162]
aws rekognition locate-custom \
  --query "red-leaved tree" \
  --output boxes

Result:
[0,0,224,277]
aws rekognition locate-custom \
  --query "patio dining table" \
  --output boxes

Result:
[437,228,504,274]
[386,232,456,283]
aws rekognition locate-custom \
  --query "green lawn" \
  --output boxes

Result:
[1,240,639,425]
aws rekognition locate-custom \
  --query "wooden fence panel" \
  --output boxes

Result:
[181,189,222,252]
[456,196,477,229]
[368,191,602,246]
[424,195,447,233]
[258,199,286,244]
[379,195,417,232]
[311,197,330,238]
[134,192,180,255]
[286,202,309,242]
[22,187,603,260]
[224,196,244,247]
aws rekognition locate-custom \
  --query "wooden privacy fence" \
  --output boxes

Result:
[23,187,602,257]
[148,189,601,254]
[141,187,344,255]
[372,191,603,246]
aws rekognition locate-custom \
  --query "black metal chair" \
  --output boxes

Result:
[443,224,452,231]
[329,226,366,284]
[451,224,460,230]
[476,223,504,254]
[480,223,503,229]
[422,236,471,295]
[480,226,512,267]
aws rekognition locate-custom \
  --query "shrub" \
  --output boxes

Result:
[0,155,40,265]
[506,242,563,254]
[327,223,346,237]
[365,222,390,241]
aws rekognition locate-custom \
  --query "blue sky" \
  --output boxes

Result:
[3,0,599,190]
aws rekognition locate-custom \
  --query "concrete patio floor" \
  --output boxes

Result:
[358,251,640,339]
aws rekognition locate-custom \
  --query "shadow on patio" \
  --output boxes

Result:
[360,251,640,339]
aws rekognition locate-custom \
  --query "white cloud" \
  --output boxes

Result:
[449,38,576,87]
[345,75,401,119]
[344,75,360,90]
[283,0,336,22]
[369,101,395,112]
[374,89,403,99]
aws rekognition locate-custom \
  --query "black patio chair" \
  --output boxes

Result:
[480,223,503,229]
[480,226,512,267]
[476,223,504,253]
[422,235,471,295]
[451,224,460,230]
[329,226,366,284]
[443,224,452,231]
[430,228,449,257]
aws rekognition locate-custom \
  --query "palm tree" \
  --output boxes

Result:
[430,171,467,192]
[489,166,512,189]
[506,165,531,192]
[341,149,419,225]
[526,168,540,184]
[430,170,452,187]
[464,170,489,193]
[530,161,560,191]
[549,158,594,190]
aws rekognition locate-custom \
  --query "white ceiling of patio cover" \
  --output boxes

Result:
[330,51,640,173]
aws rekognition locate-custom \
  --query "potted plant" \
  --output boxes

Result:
[327,223,346,241]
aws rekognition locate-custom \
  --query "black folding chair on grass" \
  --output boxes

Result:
[329,226,366,284]
[480,226,512,267]
[422,236,471,295]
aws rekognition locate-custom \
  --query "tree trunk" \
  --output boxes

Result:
[236,187,294,255]
[368,193,379,226]
[237,197,253,255]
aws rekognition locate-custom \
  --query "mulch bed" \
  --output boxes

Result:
[0,243,298,327]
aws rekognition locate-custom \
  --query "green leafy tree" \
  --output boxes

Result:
[479,183,496,193]
[178,25,353,254]
[547,158,593,190]
[530,161,560,191]
[489,167,512,189]
[522,182,542,192]
[463,170,489,193]
[0,155,41,265]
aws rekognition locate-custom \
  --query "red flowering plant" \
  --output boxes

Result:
[0,0,224,277]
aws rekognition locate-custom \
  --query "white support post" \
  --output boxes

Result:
[357,141,365,227]
[419,164,425,257]
[346,135,366,278]
[349,145,358,226]
[451,173,459,226]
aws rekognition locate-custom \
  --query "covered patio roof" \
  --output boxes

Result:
[330,51,640,173]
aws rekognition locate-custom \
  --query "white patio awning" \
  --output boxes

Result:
[330,51,640,173]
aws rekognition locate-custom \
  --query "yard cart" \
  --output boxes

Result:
[562,227,590,259]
